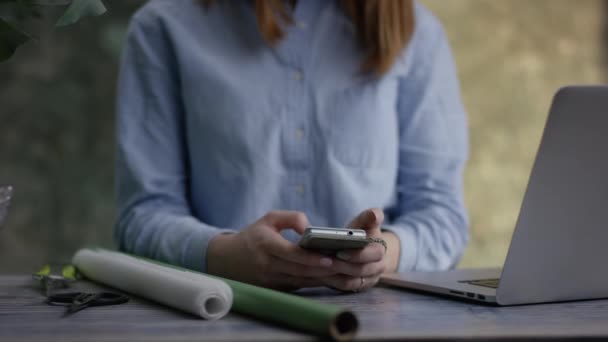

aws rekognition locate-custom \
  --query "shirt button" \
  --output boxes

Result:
[295,184,305,194]
[295,128,304,140]
[293,70,303,81]
[296,21,308,30]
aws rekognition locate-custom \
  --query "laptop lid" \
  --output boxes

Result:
[497,86,608,305]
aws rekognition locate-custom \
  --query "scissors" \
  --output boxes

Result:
[47,291,129,316]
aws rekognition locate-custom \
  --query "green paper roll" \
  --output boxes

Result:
[220,276,358,341]
[75,248,358,341]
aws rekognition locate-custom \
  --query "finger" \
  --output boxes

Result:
[270,256,337,278]
[322,274,380,292]
[265,237,334,268]
[347,208,384,233]
[336,242,384,264]
[262,210,309,234]
[330,259,386,278]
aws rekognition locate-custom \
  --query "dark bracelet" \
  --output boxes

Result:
[367,237,387,253]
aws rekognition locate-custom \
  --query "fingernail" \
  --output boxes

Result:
[320,257,333,267]
[369,209,378,222]
[373,208,385,223]
[336,251,351,261]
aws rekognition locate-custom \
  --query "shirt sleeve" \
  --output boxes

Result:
[114,12,232,273]
[382,17,470,273]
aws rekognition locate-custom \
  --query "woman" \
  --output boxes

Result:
[115,0,469,292]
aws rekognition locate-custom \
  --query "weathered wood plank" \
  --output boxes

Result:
[2,275,608,341]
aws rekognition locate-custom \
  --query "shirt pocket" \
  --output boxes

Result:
[328,80,399,169]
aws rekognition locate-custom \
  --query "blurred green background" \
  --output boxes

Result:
[0,0,606,272]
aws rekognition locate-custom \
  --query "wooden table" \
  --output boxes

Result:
[2,275,608,341]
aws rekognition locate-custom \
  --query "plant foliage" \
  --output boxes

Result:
[0,0,106,61]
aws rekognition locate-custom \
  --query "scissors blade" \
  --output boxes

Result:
[63,293,101,316]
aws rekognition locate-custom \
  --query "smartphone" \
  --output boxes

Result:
[298,226,369,251]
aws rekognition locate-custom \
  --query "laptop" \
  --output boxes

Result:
[381,85,608,305]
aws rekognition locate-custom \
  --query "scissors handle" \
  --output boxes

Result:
[47,291,129,316]
[66,292,102,315]
[90,292,129,306]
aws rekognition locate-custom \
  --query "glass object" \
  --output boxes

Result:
[0,185,13,229]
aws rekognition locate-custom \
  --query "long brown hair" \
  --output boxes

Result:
[205,0,415,76]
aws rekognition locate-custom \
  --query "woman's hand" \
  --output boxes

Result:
[207,210,337,291]
[320,208,387,292]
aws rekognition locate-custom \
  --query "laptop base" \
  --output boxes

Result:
[381,268,500,304]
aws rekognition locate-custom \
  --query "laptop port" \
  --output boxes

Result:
[477,294,486,300]
[467,293,475,298]
[449,290,465,295]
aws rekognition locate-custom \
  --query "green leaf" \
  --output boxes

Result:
[0,17,29,61]
[55,0,105,27]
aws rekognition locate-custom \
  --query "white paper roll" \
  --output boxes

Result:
[72,248,233,320]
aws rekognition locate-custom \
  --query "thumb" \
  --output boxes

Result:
[262,210,310,235]
[348,208,384,232]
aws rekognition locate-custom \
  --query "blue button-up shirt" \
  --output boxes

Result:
[115,0,469,274]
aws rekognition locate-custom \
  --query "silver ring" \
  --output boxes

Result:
[357,277,365,292]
